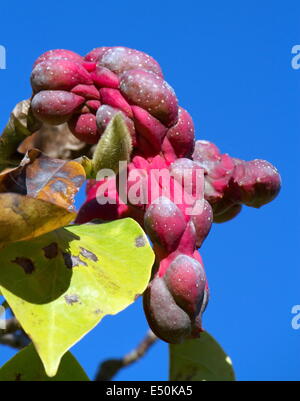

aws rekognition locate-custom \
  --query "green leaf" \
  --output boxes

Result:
[0,344,89,381]
[92,113,132,177]
[0,219,154,377]
[169,332,235,381]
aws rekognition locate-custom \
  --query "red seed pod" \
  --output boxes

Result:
[132,105,167,152]
[90,65,120,89]
[231,159,281,208]
[164,254,206,319]
[68,113,99,144]
[31,59,92,92]
[99,88,133,118]
[99,47,163,77]
[164,107,195,159]
[84,47,111,63]
[96,105,136,145]
[71,84,100,100]
[85,100,101,113]
[33,49,83,68]
[190,199,213,247]
[120,69,178,127]
[144,197,187,252]
[143,276,192,344]
[31,90,85,125]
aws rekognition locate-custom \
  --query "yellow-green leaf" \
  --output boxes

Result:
[0,344,89,381]
[0,193,76,246]
[169,332,235,381]
[0,219,154,377]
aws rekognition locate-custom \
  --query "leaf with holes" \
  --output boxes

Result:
[0,344,89,381]
[0,218,154,377]
[169,332,235,381]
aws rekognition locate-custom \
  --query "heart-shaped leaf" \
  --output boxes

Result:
[0,218,154,377]
[0,344,89,381]
[169,332,235,381]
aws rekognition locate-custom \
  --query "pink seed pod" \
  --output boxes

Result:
[99,88,133,118]
[190,199,213,247]
[120,69,178,127]
[84,47,112,63]
[170,158,204,198]
[68,113,99,144]
[231,159,281,208]
[165,107,195,158]
[144,196,187,252]
[143,276,192,344]
[192,139,221,166]
[31,90,85,125]
[132,106,167,152]
[99,47,163,77]
[71,84,100,99]
[31,59,92,92]
[191,282,209,338]
[96,105,136,145]
[85,100,101,112]
[33,49,83,68]
[164,254,206,319]
[90,65,120,89]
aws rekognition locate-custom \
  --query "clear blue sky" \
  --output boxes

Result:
[0,1,299,381]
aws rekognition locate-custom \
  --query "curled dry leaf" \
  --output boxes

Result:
[0,149,85,246]
[0,100,41,172]
[0,149,86,211]
[18,123,95,161]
